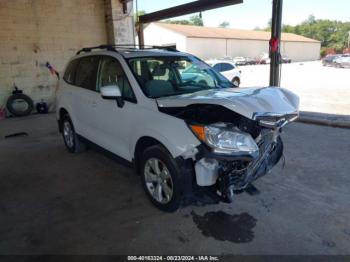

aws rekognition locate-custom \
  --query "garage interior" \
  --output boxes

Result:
[0,0,350,257]
[0,0,134,112]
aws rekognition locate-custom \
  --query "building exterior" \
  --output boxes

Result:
[0,0,135,112]
[144,22,321,62]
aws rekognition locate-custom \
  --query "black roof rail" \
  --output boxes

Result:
[105,44,178,51]
[76,44,179,55]
[76,44,116,55]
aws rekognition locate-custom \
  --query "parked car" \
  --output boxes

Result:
[281,56,292,63]
[206,60,241,87]
[245,57,257,65]
[333,56,350,68]
[220,56,233,61]
[233,56,247,65]
[322,54,341,66]
[57,45,299,212]
[257,53,271,64]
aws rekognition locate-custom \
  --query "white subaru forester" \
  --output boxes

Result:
[56,45,299,212]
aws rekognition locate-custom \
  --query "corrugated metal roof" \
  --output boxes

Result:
[154,22,320,43]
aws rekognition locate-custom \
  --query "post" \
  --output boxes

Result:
[269,0,283,86]
[138,23,144,47]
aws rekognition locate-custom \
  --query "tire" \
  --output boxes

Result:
[6,93,34,117]
[232,77,240,87]
[140,145,184,212]
[61,114,86,153]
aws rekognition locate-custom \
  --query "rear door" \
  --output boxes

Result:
[72,55,101,139]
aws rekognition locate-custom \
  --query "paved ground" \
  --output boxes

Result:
[240,61,350,116]
[0,114,350,255]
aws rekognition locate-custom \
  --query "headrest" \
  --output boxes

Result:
[152,64,167,76]
[145,80,174,97]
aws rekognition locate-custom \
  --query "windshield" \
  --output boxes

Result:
[127,56,233,98]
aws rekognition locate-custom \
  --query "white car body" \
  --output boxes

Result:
[56,50,199,161]
[206,60,241,86]
[56,47,299,211]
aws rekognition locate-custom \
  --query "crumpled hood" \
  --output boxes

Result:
[156,86,299,120]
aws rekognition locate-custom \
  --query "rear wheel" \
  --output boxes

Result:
[232,77,240,87]
[61,114,86,153]
[140,145,184,212]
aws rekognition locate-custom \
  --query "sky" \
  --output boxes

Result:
[136,0,350,29]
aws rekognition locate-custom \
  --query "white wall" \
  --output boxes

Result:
[186,38,226,60]
[282,42,321,62]
[227,39,269,58]
[143,24,187,51]
[186,38,269,60]
[187,37,320,62]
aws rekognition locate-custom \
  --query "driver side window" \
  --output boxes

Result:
[98,56,136,102]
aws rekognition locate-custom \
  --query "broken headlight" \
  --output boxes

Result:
[190,122,259,155]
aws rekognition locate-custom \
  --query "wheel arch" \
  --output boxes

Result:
[58,108,69,132]
[232,76,240,87]
[133,136,169,173]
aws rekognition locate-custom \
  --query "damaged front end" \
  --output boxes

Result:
[161,104,298,203]
[157,86,299,203]
[194,124,285,202]
[190,113,297,203]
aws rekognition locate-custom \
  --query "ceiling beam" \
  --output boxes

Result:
[138,0,243,24]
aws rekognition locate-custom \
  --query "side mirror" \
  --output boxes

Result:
[100,85,124,108]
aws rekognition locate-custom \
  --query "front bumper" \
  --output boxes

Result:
[193,131,283,201]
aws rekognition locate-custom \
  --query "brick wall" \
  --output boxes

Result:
[0,0,135,113]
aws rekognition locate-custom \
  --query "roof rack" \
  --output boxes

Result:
[76,45,116,55]
[76,44,178,55]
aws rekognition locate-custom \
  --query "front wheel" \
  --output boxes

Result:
[140,145,184,212]
[232,77,240,87]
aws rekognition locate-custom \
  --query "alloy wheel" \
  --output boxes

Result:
[144,158,174,204]
[63,121,74,148]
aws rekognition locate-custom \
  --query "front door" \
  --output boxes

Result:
[90,55,138,161]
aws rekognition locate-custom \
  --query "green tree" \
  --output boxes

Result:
[219,21,230,28]
[262,15,350,52]
[165,14,203,26]
[189,15,204,26]
[134,10,146,23]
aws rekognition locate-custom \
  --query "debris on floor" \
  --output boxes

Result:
[4,132,28,139]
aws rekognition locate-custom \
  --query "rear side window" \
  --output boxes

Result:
[221,63,234,72]
[75,56,100,91]
[213,63,221,72]
[63,59,79,84]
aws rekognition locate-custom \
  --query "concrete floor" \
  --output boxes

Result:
[0,114,350,255]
